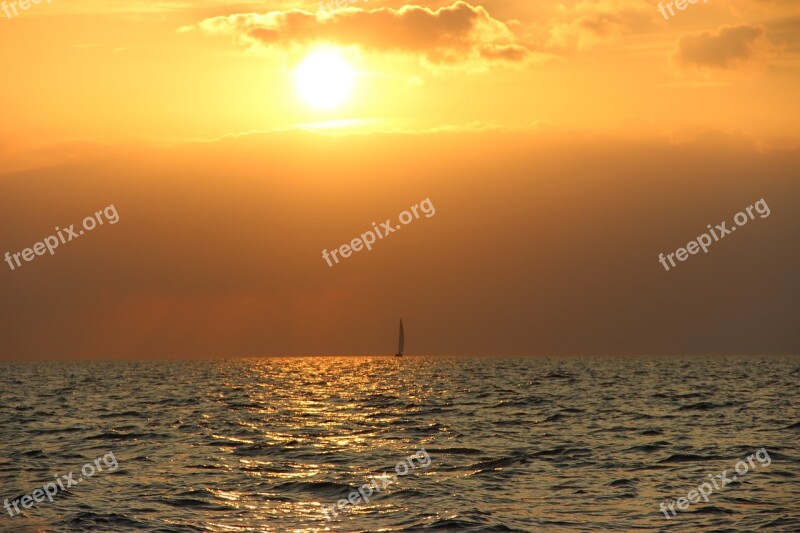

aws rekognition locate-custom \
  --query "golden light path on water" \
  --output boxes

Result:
[0,356,797,531]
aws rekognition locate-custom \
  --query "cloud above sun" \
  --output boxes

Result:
[188,2,547,68]
[183,0,800,77]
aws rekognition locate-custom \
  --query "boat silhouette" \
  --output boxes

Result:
[394,319,404,357]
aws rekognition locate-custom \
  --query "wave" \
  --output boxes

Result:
[658,453,724,463]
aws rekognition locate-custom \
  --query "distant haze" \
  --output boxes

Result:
[1,129,798,359]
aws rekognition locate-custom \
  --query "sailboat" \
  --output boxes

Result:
[394,319,404,357]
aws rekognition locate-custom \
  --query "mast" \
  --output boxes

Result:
[398,319,404,355]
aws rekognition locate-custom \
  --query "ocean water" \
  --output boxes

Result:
[1,356,798,532]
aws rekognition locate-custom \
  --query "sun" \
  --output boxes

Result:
[293,48,356,110]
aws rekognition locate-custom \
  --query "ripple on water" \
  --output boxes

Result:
[0,356,797,532]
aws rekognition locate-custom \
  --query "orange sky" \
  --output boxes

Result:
[0,1,798,359]
[1,0,799,146]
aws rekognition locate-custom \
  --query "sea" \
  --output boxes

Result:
[1,356,798,532]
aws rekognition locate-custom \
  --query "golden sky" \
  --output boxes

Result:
[1,0,799,145]
[0,1,798,358]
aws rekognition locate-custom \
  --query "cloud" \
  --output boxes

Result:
[672,24,772,73]
[547,0,655,52]
[191,1,546,68]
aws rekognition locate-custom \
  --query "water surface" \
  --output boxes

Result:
[1,356,798,532]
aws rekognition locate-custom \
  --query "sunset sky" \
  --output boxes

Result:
[1,0,798,359]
